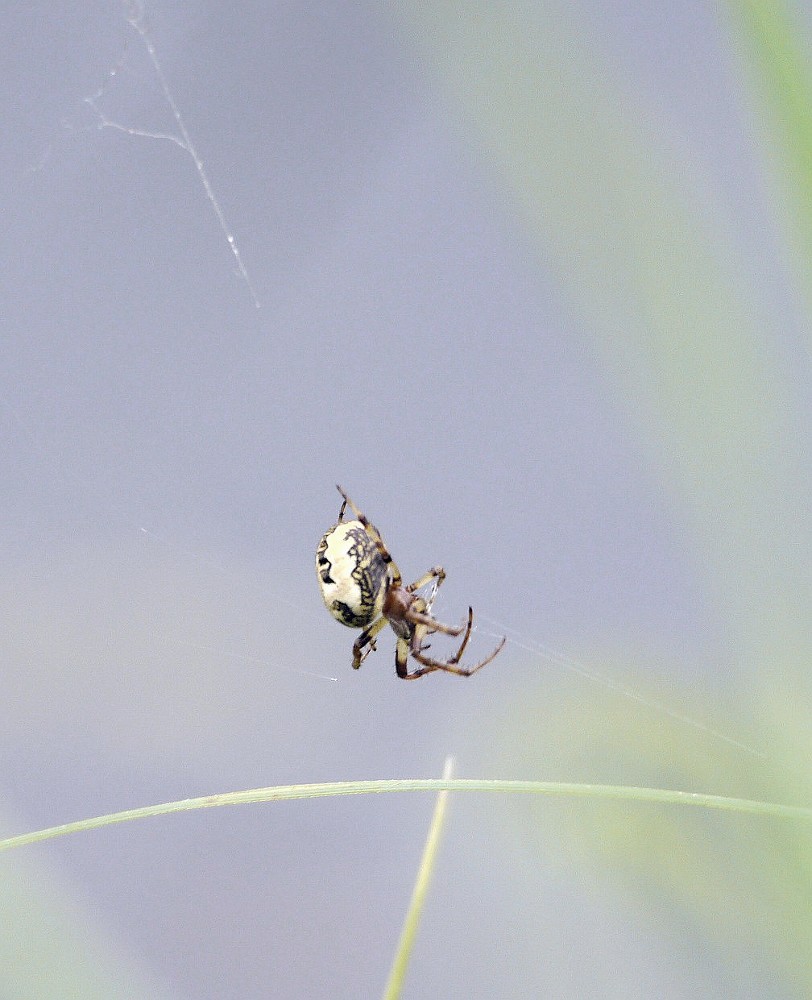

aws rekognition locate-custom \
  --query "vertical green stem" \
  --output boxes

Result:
[381,756,456,1000]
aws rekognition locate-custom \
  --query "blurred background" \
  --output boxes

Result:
[1,1,811,997]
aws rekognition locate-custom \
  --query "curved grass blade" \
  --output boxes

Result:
[1,778,810,854]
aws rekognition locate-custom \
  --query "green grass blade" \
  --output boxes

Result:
[382,757,456,1000]
[1,778,810,854]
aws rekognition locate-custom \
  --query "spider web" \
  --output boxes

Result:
[2,348,767,749]
[10,0,777,766]
[74,0,260,308]
[7,8,800,999]
[473,614,769,761]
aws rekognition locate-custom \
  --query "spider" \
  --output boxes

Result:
[316,485,506,679]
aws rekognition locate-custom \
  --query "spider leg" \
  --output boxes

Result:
[395,636,410,678]
[405,591,464,635]
[405,607,464,637]
[451,606,474,663]
[336,485,403,588]
[400,608,507,679]
[406,566,446,594]
[352,615,387,670]
[397,616,434,678]
[418,606,473,664]
[406,566,446,617]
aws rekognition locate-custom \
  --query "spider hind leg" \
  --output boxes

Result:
[352,615,387,670]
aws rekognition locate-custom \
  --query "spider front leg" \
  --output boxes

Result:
[406,567,445,593]
[414,606,473,670]
[405,606,466,638]
[393,617,449,679]
[403,608,507,679]
[403,566,445,619]
[352,615,387,670]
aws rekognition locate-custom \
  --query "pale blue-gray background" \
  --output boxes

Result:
[1,2,809,998]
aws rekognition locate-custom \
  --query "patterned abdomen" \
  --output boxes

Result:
[316,520,388,627]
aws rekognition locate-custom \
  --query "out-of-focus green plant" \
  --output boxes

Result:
[5,3,811,996]
[395,0,812,994]
[727,0,812,307]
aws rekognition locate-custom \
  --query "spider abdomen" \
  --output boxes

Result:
[316,520,388,628]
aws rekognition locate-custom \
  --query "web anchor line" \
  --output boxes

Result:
[475,614,768,762]
[84,0,260,307]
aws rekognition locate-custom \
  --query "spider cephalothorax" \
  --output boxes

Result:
[316,485,505,679]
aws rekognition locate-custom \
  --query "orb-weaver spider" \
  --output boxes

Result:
[316,485,505,679]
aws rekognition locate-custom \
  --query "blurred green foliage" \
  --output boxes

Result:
[398,1,812,995]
